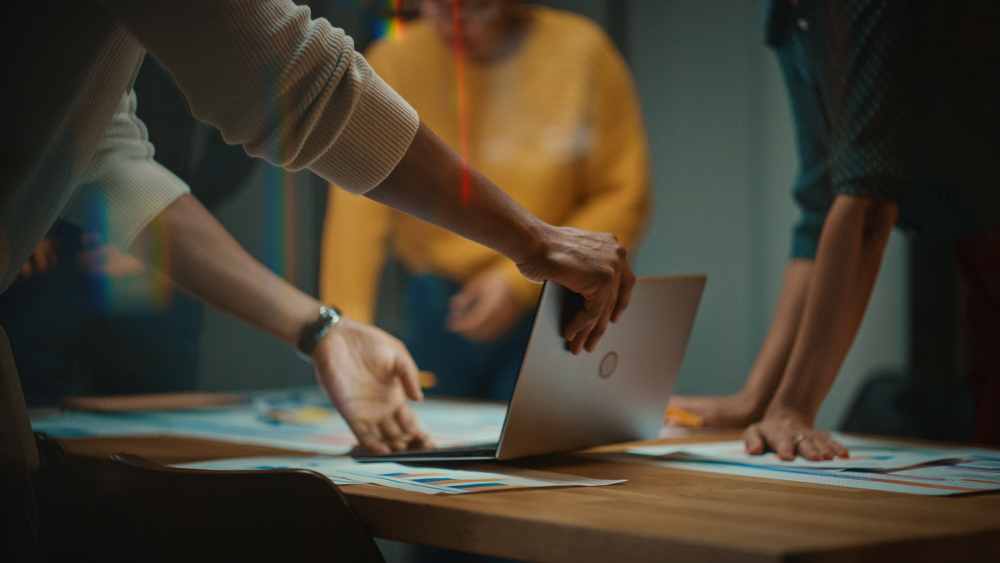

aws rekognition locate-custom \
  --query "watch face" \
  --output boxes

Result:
[298,306,341,356]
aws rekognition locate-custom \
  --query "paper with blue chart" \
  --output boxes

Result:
[31,388,999,496]
[174,456,625,495]
[30,386,507,455]
[31,387,622,495]
[626,434,1000,496]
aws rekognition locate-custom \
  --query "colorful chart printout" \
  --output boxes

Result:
[175,456,625,495]
[626,434,1000,496]
[30,386,507,455]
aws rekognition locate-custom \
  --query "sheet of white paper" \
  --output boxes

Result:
[626,433,992,472]
[408,398,506,446]
[626,436,1000,496]
[889,455,1000,491]
[332,462,625,494]
[175,455,625,495]
[127,408,356,454]
[30,387,508,456]
[646,459,986,496]
[29,411,161,438]
[650,456,1000,496]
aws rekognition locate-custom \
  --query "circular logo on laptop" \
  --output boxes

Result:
[599,351,618,378]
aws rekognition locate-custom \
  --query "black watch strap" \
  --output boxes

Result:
[296,306,341,357]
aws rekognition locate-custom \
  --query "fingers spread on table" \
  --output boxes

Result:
[378,416,408,451]
[743,425,766,455]
[795,436,825,461]
[801,433,849,460]
[831,437,850,458]
[394,405,430,449]
[351,419,390,455]
[773,434,797,461]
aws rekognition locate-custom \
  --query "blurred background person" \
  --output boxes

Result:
[321,0,650,403]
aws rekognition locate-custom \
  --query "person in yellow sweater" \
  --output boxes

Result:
[321,0,650,401]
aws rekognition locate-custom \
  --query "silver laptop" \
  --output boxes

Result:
[352,275,706,461]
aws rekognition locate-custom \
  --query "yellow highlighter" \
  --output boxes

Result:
[666,406,704,428]
[266,405,333,425]
[419,370,438,389]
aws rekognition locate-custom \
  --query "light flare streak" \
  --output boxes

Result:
[452,0,471,206]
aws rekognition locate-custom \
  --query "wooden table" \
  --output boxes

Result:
[58,431,1000,563]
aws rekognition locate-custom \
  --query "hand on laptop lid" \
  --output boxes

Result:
[515,225,635,355]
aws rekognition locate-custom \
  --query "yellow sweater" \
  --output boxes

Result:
[321,6,650,323]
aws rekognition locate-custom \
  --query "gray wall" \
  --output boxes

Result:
[197,0,909,430]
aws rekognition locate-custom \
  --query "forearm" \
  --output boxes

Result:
[768,195,898,420]
[136,193,319,348]
[363,123,547,269]
[740,258,814,415]
[367,123,632,353]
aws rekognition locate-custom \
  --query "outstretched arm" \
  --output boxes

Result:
[365,124,634,354]
[744,194,897,460]
[668,258,813,427]
[141,194,426,454]
[101,0,634,353]
[444,29,651,346]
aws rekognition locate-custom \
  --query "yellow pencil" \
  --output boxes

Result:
[666,406,704,428]
[267,405,332,424]
[419,370,438,389]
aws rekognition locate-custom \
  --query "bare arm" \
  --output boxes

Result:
[365,123,635,354]
[101,0,632,352]
[445,32,651,345]
[669,259,813,426]
[744,194,898,460]
[140,194,426,454]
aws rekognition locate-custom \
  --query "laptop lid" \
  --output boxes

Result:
[494,275,705,460]
[352,275,705,461]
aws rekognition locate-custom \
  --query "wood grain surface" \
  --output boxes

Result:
[58,430,1000,563]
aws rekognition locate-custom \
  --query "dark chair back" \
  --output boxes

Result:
[108,453,386,563]
[34,432,125,562]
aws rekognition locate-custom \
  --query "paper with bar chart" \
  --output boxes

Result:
[625,434,1000,496]
[175,456,625,495]
[30,386,507,455]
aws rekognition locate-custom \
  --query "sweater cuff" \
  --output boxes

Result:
[310,54,420,195]
[61,160,189,252]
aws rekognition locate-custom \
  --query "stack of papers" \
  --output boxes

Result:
[626,434,1000,496]
[30,387,507,455]
[175,456,625,495]
[33,389,623,495]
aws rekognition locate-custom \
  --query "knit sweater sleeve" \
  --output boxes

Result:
[61,90,190,251]
[96,0,419,195]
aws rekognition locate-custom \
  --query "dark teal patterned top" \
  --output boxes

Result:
[767,0,1000,259]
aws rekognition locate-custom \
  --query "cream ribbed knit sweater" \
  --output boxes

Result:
[0,0,419,294]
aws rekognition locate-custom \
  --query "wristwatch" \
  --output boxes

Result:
[296,305,341,358]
